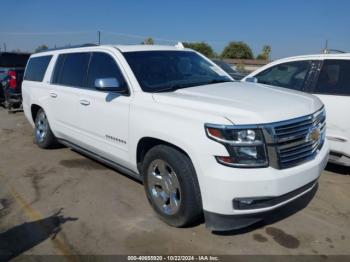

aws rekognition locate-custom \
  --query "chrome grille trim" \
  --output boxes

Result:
[266,107,326,169]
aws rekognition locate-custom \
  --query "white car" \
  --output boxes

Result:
[244,54,350,167]
[22,44,328,231]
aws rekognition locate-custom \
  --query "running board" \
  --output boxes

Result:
[57,139,143,182]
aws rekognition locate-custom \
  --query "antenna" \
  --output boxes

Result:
[323,40,329,54]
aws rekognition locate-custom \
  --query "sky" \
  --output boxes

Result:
[0,0,349,59]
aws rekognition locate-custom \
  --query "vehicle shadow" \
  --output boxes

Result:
[0,209,77,261]
[325,163,350,175]
[212,184,318,236]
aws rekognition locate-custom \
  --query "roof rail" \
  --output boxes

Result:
[37,43,98,53]
[322,49,346,54]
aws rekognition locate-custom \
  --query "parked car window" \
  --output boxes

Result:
[212,60,237,74]
[314,60,350,96]
[255,61,310,91]
[24,55,52,82]
[87,52,127,89]
[58,53,90,87]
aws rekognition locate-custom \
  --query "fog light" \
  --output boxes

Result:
[240,199,254,205]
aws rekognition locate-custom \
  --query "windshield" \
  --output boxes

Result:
[123,51,232,92]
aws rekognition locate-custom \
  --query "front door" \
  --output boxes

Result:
[75,51,132,168]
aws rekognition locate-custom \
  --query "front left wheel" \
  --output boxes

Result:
[142,145,203,227]
[34,109,58,149]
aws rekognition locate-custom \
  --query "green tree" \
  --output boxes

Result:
[257,45,272,60]
[35,44,49,53]
[221,41,254,59]
[143,37,154,45]
[183,42,214,58]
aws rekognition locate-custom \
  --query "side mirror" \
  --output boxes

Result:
[95,78,128,94]
[245,77,258,83]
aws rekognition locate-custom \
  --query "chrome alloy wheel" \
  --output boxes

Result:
[35,111,49,143]
[147,159,181,215]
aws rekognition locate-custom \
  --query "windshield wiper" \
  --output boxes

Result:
[152,84,186,93]
[206,79,233,85]
[152,79,233,93]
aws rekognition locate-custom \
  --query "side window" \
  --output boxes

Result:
[314,60,350,96]
[58,53,90,87]
[24,55,52,82]
[87,52,127,89]
[255,61,310,91]
[51,54,65,84]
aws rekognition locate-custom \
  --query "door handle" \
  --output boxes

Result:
[49,93,57,98]
[79,99,90,106]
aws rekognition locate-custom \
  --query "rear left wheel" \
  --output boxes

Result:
[34,109,58,149]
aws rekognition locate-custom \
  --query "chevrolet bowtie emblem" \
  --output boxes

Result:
[307,126,321,142]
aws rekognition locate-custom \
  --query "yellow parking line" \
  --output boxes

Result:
[0,173,77,261]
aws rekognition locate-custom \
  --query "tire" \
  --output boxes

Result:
[34,109,58,149]
[142,145,202,227]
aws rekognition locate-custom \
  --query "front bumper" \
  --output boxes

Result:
[197,140,329,230]
[204,180,318,231]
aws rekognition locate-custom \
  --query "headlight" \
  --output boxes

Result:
[205,124,268,167]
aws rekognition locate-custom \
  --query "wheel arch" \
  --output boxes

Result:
[31,104,42,122]
[136,137,193,172]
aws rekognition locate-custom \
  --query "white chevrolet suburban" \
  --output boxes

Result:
[22,44,329,231]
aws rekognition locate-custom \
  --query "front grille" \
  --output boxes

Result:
[272,108,326,169]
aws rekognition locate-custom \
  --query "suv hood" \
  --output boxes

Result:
[152,82,323,125]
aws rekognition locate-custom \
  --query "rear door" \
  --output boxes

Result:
[49,52,90,143]
[308,59,350,157]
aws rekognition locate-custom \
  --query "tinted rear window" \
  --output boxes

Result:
[51,54,66,84]
[24,55,52,82]
[0,53,30,67]
[56,53,90,87]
